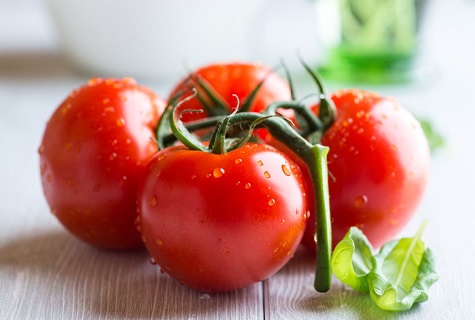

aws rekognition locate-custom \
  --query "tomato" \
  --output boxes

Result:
[301,89,430,250]
[39,78,166,250]
[137,143,308,292]
[168,62,291,122]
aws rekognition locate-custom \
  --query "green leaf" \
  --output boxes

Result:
[331,227,374,292]
[331,223,439,311]
[418,118,445,152]
[367,223,439,311]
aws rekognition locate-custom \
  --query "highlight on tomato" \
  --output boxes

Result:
[39,78,166,250]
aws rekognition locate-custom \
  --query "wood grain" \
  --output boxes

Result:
[0,231,263,320]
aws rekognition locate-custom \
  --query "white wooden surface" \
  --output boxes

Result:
[1,0,475,319]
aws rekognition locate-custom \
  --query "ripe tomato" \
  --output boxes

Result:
[168,62,291,122]
[39,78,166,250]
[137,143,308,292]
[301,89,430,250]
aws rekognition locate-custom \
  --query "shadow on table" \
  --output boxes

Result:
[280,247,424,319]
[0,230,262,319]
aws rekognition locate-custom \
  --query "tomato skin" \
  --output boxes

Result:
[301,89,430,250]
[137,144,308,292]
[168,62,291,122]
[39,78,166,250]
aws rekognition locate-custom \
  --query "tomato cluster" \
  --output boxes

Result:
[39,62,430,292]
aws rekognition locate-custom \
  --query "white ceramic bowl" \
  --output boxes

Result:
[45,0,266,80]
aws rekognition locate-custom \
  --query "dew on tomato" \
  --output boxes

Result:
[354,195,368,208]
[282,165,291,176]
[212,168,225,178]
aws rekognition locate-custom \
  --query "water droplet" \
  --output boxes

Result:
[355,195,368,208]
[216,238,222,244]
[191,175,197,180]
[109,152,117,160]
[156,238,163,246]
[280,219,285,224]
[116,118,125,127]
[206,173,211,178]
[268,199,276,206]
[213,167,225,178]
[125,138,131,144]
[88,78,100,86]
[149,195,157,207]
[245,183,251,189]
[150,257,157,265]
[157,153,167,161]
[257,160,264,166]
[61,104,72,115]
[235,158,243,164]
[235,181,241,186]
[282,165,291,176]
[141,235,147,243]
[264,171,271,178]
[112,139,118,145]
[295,209,300,215]
[200,294,211,300]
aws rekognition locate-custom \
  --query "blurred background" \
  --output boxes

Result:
[1,0,473,89]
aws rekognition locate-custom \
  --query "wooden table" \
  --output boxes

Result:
[1,0,474,319]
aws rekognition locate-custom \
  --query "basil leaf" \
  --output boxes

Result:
[368,223,439,311]
[331,227,374,292]
[418,118,445,152]
[331,223,439,311]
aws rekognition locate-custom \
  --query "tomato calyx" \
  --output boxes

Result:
[174,69,276,117]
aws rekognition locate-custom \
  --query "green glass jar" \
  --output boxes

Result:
[316,0,427,83]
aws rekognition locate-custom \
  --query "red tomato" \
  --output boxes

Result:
[39,78,166,250]
[168,62,291,122]
[137,144,308,292]
[301,89,430,250]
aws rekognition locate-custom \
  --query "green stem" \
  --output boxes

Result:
[299,58,337,132]
[308,145,332,291]
[226,112,333,292]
